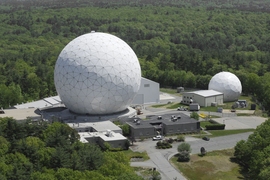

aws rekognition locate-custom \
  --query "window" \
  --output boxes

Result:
[144,84,150,87]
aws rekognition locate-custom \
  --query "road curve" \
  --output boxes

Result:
[130,132,252,180]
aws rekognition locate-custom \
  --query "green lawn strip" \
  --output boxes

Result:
[151,102,184,109]
[167,103,183,109]
[207,129,255,137]
[193,129,255,139]
[160,88,180,95]
[170,149,245,180]
[123,149,149,160]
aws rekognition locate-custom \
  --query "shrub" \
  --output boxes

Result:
[124,140,130,150]
[178,151,190,162]
[167,138,174,143]
[156,141,162,147]
[156,140,173,149]
[190,112,199,120]
[205,124,225,130]
[177,143,191,162]
[177,143,191,153]
[177,135,185,142]
[121,124,130,136]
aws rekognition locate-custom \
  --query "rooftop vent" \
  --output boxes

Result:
[106,130,113,137]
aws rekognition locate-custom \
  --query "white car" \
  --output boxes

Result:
[152,135,162,141]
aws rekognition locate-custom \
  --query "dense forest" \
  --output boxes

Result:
[0,117,143,180]
[1,0,270,112]
[234,119,270,179]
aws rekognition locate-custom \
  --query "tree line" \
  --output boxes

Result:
[0,117,143,180]
[2,0,270,13]
[234,118,270,179]
[1,4,270,112]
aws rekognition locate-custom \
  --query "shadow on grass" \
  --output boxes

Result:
[197,154,206,157]
[230,157,250,179]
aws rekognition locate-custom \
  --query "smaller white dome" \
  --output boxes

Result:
[208,72,242,102]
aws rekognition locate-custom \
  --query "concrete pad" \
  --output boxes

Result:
[212,116,267,130]
[185,136,200,142]
[159,93,175,101]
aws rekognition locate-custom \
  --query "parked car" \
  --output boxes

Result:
[152,135,162,141]
[202,136,210,141]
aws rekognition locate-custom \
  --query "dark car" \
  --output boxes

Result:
[202,136,210,141]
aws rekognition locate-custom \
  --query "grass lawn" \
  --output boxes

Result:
[151,102,185,109]
[170,149,246,180]
[122,149,149,160]
[160,88,181,96]
[133,167,161,179]
[200,121,213,129]
[193,129,255,139]
[207,129,255,137]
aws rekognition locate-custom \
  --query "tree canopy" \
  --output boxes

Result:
[234,119,270,179]
[0,117,143,179]
[0,1,270,113]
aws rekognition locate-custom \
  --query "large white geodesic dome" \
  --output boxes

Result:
[208,72,242,102]
[54,32,141,115]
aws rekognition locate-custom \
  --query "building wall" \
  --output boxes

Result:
[99,139,127,149]
[132,77,160,105]
[182,93,193,105]
[130,126,156,139]
[193,95,205,106]
[163,122,200,135]
[182,92,224,107]
[205,95,223,107]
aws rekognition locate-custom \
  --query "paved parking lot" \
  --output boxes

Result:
[212,116,267,130]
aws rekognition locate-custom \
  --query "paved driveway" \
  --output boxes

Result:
[130,132,252,180]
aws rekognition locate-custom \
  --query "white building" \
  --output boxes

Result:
[132,77,160,105]
[182,90,224,107]
[79,131,127,149]
[67,121,127,149]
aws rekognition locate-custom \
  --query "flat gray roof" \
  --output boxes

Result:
[67,121,122,133]
[126,113,198,129]
[79,131,126,142]
[0,108,40,121]
[185,90,223,97]
[14,96,61,109]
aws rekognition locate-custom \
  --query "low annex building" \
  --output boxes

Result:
[78,130,127,149]
[132,77,160,105]
[67,121,128,149]
[126,113,200,139]
[182,90,224,107]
